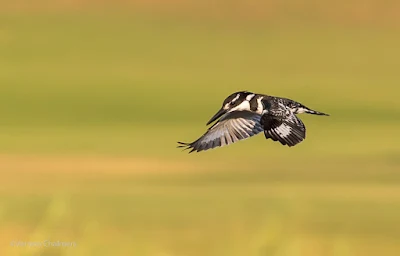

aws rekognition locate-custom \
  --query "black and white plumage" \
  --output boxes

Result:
[178,91,329,153]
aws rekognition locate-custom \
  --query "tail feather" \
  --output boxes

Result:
[304,108,329,116]
[293,105,329,116]
[283,99,329,116]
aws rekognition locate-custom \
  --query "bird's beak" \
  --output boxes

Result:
[206,108,227,125]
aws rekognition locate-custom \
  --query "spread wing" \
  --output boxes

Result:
[261,105,306,147]
[178,111,263,153]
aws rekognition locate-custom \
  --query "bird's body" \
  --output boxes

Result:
[178,91,329,153]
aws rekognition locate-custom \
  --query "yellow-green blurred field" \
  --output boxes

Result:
[1,1,400,256]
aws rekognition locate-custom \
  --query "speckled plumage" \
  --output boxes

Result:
[178,91,329,153]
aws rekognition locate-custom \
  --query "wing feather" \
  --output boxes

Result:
[178,111,263,152]
[261,111,306,147]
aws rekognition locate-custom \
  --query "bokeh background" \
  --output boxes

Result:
[1,1,400,255]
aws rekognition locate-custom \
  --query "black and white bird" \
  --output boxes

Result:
[178,91,329,153]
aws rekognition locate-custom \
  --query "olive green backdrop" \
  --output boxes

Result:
[0,1,399,255]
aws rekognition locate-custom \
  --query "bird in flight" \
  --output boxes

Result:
[178,91,329,153]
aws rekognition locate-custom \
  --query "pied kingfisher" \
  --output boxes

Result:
[178,91,329,153]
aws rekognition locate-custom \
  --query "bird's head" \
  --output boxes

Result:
[206,91,254,125]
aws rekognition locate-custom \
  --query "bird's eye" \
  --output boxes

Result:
[230,101,236,105]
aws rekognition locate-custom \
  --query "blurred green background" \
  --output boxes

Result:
[1,1,400,256]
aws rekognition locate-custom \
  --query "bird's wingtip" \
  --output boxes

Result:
[177,141,195,153]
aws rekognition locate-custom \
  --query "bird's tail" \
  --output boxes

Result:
[303,108,329,116]
[283,98,330,116]
[292,103,330,116]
